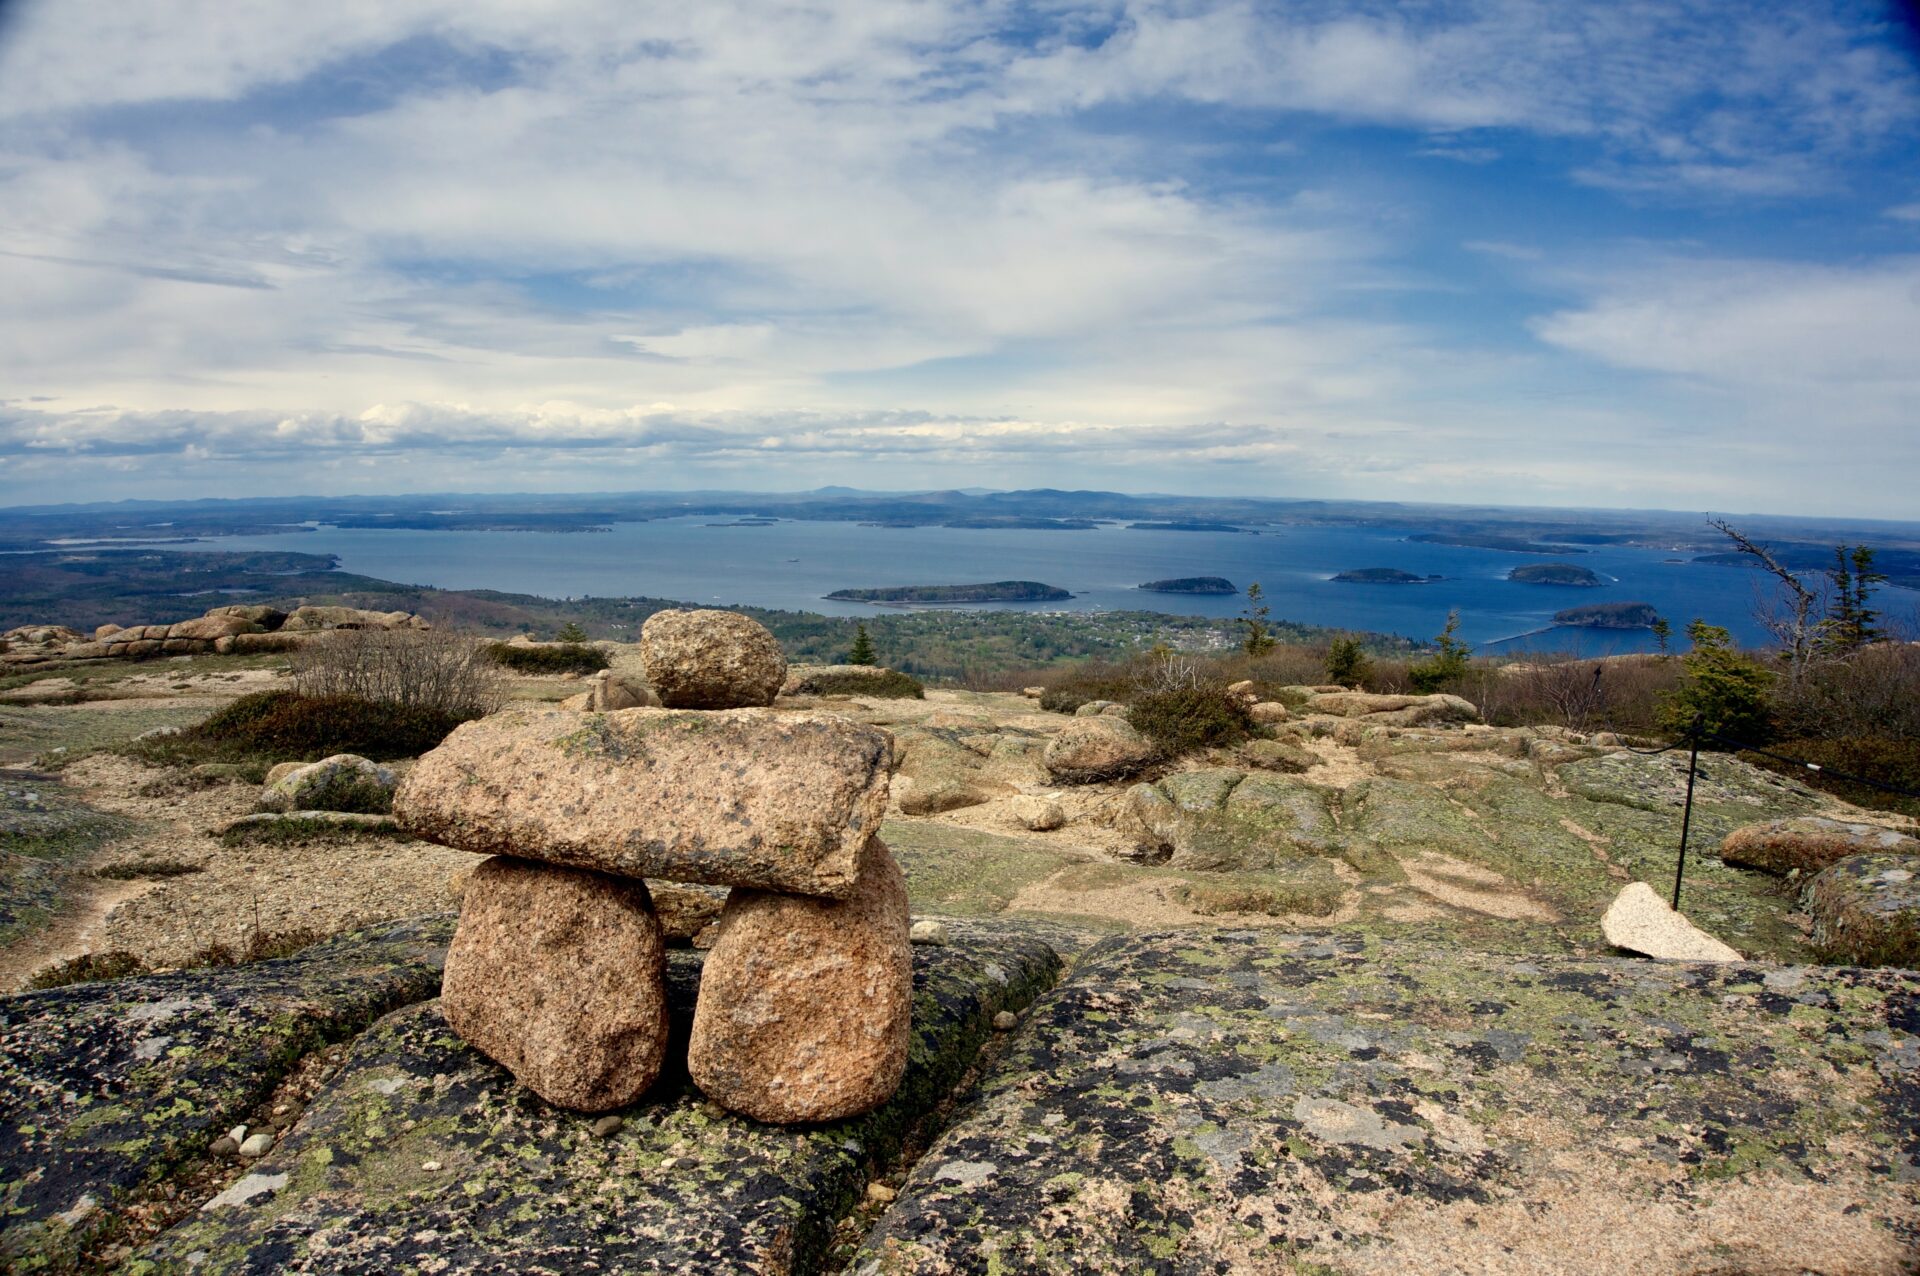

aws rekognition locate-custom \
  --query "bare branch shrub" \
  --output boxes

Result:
[291,629,503,717]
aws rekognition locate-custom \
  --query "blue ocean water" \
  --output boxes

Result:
[168,516,1842,657]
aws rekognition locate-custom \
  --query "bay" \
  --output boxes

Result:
[181,517,1801,656]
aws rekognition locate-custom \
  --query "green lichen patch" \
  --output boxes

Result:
[1804,853,1920,968]
[0,915,454,1271]
[137,920,1064,1275]
[884,820,1078,917]
[854,930,1920,1274]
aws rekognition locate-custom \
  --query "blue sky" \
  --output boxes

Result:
[1,1,1917,515]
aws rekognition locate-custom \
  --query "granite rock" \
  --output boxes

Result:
[1723,816,1920,876]
[689,840,913,1123]
[1601,881,1742,962]
[443,856,670,1112]
[641,608,787,708]
[394,706,892,899]
[1803,852,1920,968]
[854,929,1920,1274]
[1041,717,1155,784]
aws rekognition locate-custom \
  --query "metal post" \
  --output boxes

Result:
[1673,716,1702,911]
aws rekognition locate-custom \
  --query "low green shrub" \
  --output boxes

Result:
[482,642,610,675]
[127,690,470,767]
[789,668,925,698]
[28,950,146,990]
[1126,686,1253,756]
[1038,666,1139,714]
[1743,737,1920,819]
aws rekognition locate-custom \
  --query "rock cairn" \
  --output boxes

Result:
[393,609,914,1121]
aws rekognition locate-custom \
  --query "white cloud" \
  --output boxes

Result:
[0,2,1915,515]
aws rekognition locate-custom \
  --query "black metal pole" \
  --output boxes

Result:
[1673,716,1702,911]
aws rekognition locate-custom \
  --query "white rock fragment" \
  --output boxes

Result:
[1601,882,1742,962]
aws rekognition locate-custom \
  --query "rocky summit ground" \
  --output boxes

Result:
[1,648,1916,1272]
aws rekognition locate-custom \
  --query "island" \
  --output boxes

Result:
[826,581,1073,604]
[1331,568,1444,584]
[1138,577,1238,595]
[1509,563,1603,587]
[1551,601,1663,629]
[1126,520,1246,533]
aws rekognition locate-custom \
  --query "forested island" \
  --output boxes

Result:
[826,581,1072,604]
[1510,563,1602,586]
[1551,601,1663,629]
[1332,568,1443,584]
[1137,577,1237,595]
[1126,521,1246,533]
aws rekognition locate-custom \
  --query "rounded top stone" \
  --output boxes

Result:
[641,609,787,709]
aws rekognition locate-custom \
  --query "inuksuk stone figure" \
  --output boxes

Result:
[392,610,913,1121]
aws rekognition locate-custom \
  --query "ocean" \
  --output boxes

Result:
[165,516,1845,657]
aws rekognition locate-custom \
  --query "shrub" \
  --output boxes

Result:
[1658,621,1773,743]
[28,950,147,990]
[1324,636,1371,687]
[482,642,611,675]
[130,690,470,767]
[1743,737,1920,819]
[1127,686,1253,757]
[1409,610,1471,693]
[1037,661,1141,713]
[294,629,502,715]
[788,668,924,698]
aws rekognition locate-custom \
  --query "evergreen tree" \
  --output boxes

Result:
[847,623,877,666]
[1657,620,1773,742]
[1650,617,1673,657]
[554,621,588,644]
[1324,635,1371,687]
[1821,545,1884,655]
[1238,583,1277,656]
[1408,610,1470,692]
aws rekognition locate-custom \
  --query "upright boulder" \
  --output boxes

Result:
[394,707,892,899]
[688,840,913,1123]
[1802,853,1920,968]
[441,856,670,1112]
[641,609,786,708]
[1042,717,1155,784]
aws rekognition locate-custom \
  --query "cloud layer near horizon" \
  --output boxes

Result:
[2,1,1917,514]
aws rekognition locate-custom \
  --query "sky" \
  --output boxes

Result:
[1,1,1917,516]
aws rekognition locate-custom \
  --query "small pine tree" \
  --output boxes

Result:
[1657,620,1773,742]
[847,623,877,666]
[1324,635,1371,687]
[1820,545,1884,655]
[1650,617,1673,657]
[554,621,588,645]
[1408,610,1470,693]
[1238,583,1277,656]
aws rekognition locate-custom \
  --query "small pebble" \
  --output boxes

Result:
[866,1182,897,1203]
[228,1125,248,1145]
[589,1115,625,1139]
[909,919,949,945]
[421,1160,443,1172]
[992,1010,1018,1032]
[208,1136,239,1159]
[237,1132,274,1159]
